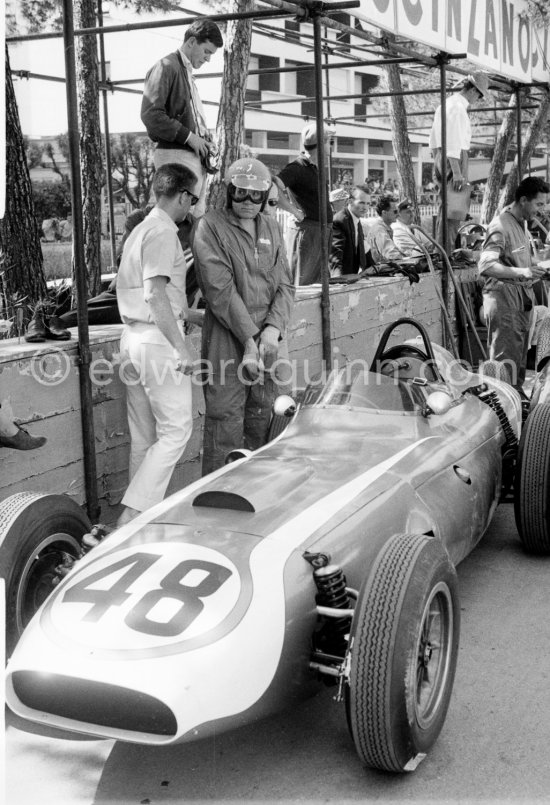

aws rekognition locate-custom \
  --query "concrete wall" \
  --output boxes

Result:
[0,274,442,524]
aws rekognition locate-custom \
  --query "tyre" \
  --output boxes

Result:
[536,316,550,371]
[514,404,550,553]
[347,533,460,773]
[478,359,510,384]
[0,492,91,654]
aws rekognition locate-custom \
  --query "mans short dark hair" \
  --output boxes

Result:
[349,184,369,200]
[515,176,550,202]
[376,195,397,216]
[184,19,223,48]
[153,163,198,198]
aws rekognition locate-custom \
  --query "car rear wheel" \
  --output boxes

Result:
[347,533,459,773]
[478,359,510,383]
[0,492,91,654]
[536,316,550,370]
[514,404,550,554]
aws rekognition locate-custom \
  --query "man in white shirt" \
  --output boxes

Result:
[366,196,405,263]
[429,72,491,251]
[392,199,434,258]
[116,163,201,526]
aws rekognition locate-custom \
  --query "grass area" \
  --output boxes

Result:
[42,240,116,281]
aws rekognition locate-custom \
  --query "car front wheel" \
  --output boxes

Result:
[347,533,460,773]
[515,403,550,554]
[0,492,91,654]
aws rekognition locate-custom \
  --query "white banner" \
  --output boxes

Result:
[355,0,550,83]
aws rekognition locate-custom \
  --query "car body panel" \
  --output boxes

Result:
[6,342,521,746]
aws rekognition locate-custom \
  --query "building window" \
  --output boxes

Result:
[267,131,290,149]
[259,55,280,93]
[331,13,350,52]
[368,139,385,155]
[338,137,355,152]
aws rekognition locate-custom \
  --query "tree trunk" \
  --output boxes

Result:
[500,89,550,209]
[207,0,254,210]
[381,52,419,222]
[74,0,104,297]
[0,44,47,330]
[480,93,517,225]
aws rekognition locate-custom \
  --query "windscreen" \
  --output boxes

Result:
[302,365,424,413]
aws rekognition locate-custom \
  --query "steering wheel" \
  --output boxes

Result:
[371,317,443,382]
[456,222,487,250]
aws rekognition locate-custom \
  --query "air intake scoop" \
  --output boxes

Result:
[193,456,314,513]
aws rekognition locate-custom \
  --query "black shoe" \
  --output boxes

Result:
[0,426,47,450]
[46,315,71,340]
[24,309,48,342]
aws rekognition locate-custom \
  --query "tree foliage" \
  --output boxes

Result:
[32,181,72,220]
[110,133,155,208]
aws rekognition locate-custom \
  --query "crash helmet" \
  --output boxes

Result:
[225,158,271,211]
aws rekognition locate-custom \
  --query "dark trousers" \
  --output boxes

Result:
[202,372,277,475]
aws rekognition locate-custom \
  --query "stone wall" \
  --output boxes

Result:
[0,274,442,523]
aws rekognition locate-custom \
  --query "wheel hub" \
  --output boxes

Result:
[421,642,433,667]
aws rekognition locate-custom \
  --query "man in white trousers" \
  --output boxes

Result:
[116,163,201,526]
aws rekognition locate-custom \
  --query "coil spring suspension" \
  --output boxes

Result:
[312,563,352,656]
[477,387,518,450]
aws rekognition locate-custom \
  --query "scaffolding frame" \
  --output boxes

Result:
[6,0,545,516]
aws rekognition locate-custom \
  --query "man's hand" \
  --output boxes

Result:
[528,263,550,280]
[260,325,280,372]
[175,347,195,376]
[242,337,262,381]
[187,132,210,159]
[452,172,465,191]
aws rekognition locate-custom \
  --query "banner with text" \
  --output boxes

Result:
[356,0,549,83]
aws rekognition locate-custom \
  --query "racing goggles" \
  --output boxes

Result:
[229,185,267,204]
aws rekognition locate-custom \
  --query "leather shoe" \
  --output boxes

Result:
[24,309,48,342]
[46,315,71,340]
[0,426,47,450]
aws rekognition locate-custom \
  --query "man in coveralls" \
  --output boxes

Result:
[478,175,550,392]
[193,158,295,475]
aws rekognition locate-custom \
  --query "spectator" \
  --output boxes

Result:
[366,196,406,263]
[116,163,200,526]
[392,199,435,258]
[275,122,335,285]
[429,71,492,252]
[141,19,224,217]
[478,175,550,393]
[193,158,294,475]
[265,181,280,219]
[329,187,349,215]
[329,185,375,277]
[0,399,46,450]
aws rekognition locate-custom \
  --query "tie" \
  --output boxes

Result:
[357,220,367,271]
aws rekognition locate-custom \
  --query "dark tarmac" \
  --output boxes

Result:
[5,501,550,805]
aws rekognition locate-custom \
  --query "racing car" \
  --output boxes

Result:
[2,317,546,773]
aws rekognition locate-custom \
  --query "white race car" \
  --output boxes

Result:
[3,318,538,773]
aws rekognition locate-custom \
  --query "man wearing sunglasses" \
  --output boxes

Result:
[193,158,295,475]
[116,163,201,526]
